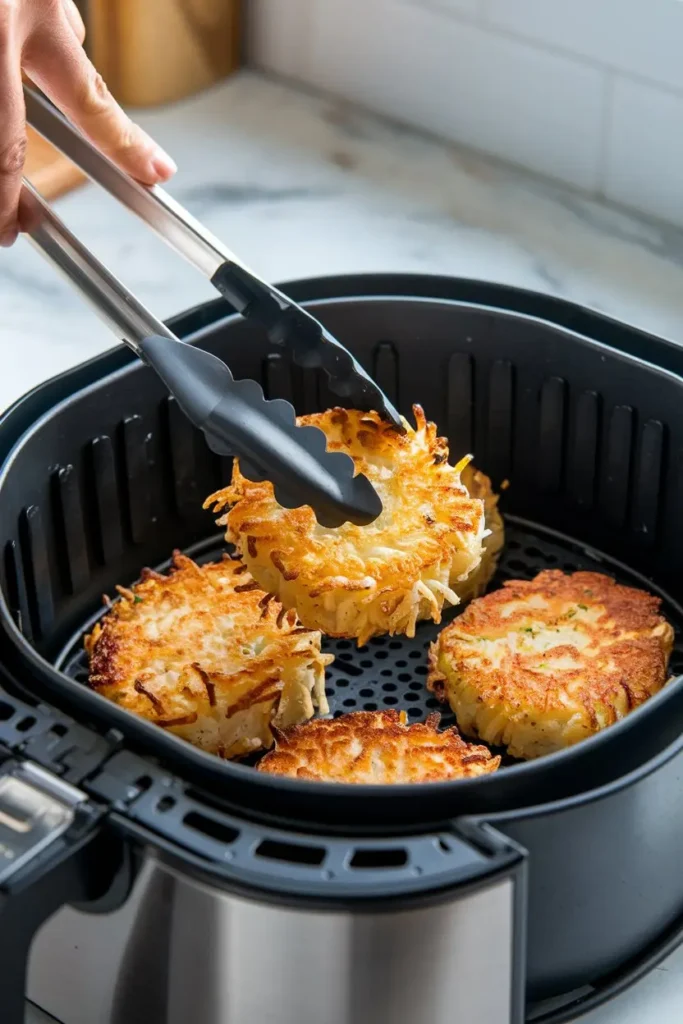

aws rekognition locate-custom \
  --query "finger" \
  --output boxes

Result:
[17,183,42,235]
[0,8,27,246]
[23,11,176,184]
[62,0,86,45]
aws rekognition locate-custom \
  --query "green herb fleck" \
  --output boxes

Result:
[578,603,588,611]
[522,626,534,634]
[539,662,548,669]
[134,595,144,604]
[565,608,576,619]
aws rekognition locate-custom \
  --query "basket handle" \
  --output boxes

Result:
[0,759,127,1023]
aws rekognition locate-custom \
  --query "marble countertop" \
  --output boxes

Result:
[6,70,683,1024]
[4,71,683,414]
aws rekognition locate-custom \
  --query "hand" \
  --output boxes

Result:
[0,0,177,246]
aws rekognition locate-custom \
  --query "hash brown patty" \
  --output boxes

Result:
[458,462,504,604]
[205,405,492,646]
[86,552,331,759]
[257,709,501,783]
[428,570,674,759]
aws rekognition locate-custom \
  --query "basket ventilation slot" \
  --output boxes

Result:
[165,396,203,517]
[349,847,408,870]
[263,352,294,403]
[3,540,32,641]
[89,435,124,563]
[538,376,567,493]
[255,839,326,866]
[568,390,601,510]
[53,464,89,592]
[373,341,399,406]
[600,405,634,528]
[447,351,474,458]
[183,810,239,846]
[122,415,153,544]
[487,359,515,482]
[21,504,54,640]
[631,420,665,547]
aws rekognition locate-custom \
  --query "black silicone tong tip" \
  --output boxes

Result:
[22,86,401,435]
[139,336,383,528]
[211,263,404,432]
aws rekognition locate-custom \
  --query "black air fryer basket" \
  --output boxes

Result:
[2,274,683,1024]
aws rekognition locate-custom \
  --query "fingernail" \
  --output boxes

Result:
[151,149,177,180]
[0,228,18,248]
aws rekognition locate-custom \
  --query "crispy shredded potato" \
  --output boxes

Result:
[429,570,674,759]
[205,405,491,645]
[86,552,331,759]
[257,709,500,783]
[459,463,504,603]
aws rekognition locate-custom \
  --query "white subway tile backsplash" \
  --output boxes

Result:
[250,0,683,227]
[305,0,606,191]
[248,0,313,80]
[413,0,484,18]
[604,77,683,229]
[484,0,683,94]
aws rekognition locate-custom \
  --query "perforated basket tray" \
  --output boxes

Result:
[3,286,683,828]
[56,517,683,772]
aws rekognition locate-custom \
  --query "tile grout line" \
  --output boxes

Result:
[395,0,683,101]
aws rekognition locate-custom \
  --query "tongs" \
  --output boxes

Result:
[22,87,404,528]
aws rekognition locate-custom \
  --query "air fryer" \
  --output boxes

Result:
[0,275,682,1024]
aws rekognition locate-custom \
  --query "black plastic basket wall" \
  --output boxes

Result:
[2,297,683,665]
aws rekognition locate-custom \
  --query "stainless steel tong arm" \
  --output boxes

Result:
[22,179,174,353]
[23,84,404,432]
[24,85,276,293]
[20,179,383,527]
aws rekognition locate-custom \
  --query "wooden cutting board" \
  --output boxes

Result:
[25,126,85,200]
[87,0,241,107]
[22,0,242,198]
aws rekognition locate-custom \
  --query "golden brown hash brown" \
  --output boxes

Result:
[205,405,492,646]
[428,570,674,760]
[257,709,501,783]
[86,552,332,760]
[458,462,504,603]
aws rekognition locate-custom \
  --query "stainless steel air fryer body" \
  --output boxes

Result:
[29,847,520,1024]
[3,276,683,1024]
